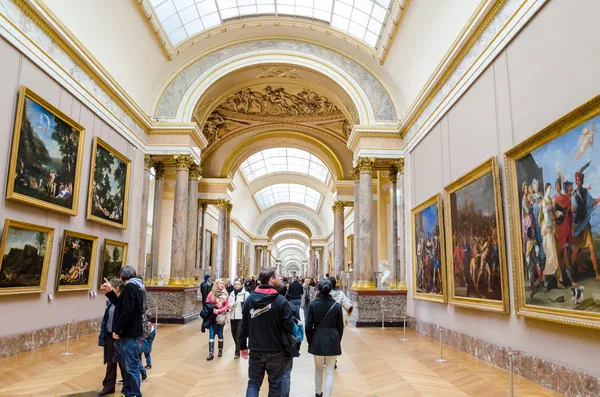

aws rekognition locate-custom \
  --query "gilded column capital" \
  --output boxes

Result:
[216,198,231,209]
[356,157,375,173]
[352,166,360,181]
[200,201,208,212]
[154,163,165,179]
[189,164,202,179]
[226,202,233,213]
[173,154,194,170]
[144,154,154,170]
[389,162,400,183]
[332,201,345,213]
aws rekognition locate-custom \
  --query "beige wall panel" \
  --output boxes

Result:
[412,122,443,205]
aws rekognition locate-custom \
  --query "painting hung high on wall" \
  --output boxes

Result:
[56,230,98,292]
[7,86,85,215]
[87,137,131,229]
[505,95,600,329]
[411,193,447,303]
[99,239,128,288]
[0,219,54,295]
[444,157,509,314]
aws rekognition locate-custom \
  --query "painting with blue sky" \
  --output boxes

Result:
[516,115,600,310]
[414,202,443,295]
[10,91,81,212]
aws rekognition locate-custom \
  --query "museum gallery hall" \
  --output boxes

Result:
[0,0,599,396]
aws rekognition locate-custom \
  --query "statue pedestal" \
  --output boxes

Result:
[349,289,407,327]
[146,286,200,324]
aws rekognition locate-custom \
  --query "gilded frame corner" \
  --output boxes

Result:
[411,193,448,304]
[6,85,85,216]
[55,230,98,292]
[504,94,600,329]
[0,219,55,295]
[97,239,128,289]
[87,136,131,230]
[443,157,510,314]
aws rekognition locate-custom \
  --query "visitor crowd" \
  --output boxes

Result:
[98,266,352,397]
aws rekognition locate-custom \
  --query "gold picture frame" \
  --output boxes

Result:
[7,86,85,216]
[444,157,510,314]
[98,239,128,289]
[87,137,131,229]
[505,95,600,329]
[411,193,447,303]
[56,230,98,292]
[0,219,55,295]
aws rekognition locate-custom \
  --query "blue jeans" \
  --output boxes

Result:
[121,338,142,397]
[143,352,151,367]
[209,323,224,340]
[280,357,293,397]
[290,299,301,313]
[246,351,284,397]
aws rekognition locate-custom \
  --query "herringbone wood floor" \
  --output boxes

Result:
[0,321,562,397]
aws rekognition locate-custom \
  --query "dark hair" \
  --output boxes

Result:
[563,181,573,192]
[258,267,277,285]
[325,273,330,278]
[317,279,332,297]
[110,278,123,291]
[204,274,210,281]
[120,265,137,281]
[545,182,552,192]
[328,276,337,289]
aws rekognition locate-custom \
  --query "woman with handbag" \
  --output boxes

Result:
[228,278,249,359]
[305,279,344,397]
[205,278,230,361]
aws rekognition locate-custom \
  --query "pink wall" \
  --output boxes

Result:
[407,0,600,377]
[0,37,144,337]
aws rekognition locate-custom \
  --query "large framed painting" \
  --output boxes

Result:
[7,86,85,215]
[411,193,447,303]
[56,230,98,292]
[444,157,509,314]
[505,95,600,329]
[87,137,131,229]
[0,219,54,295]
[98,239,128,288]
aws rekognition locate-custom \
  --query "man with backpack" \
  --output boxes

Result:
[239,267,296,397]
[102,265,147,397]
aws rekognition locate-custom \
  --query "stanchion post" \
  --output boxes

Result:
[400,315,408,342]
[508,349,514,397]
[155,305,159,329]
[61,319,74,356]
[381,297,385,329]
[435,325,447,363]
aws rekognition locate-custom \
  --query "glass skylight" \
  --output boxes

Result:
[240,148,330,183]
[149,0,390,48]
[254,183,322,211]
[272,229,310,241]
[276,238,308,251]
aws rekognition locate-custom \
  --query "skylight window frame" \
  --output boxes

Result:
[253,183,323,212]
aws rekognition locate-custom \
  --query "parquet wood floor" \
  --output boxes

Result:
[0,321,563,397]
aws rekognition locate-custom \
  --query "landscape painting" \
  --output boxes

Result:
[7,86,85,215]
[87,137,131,229]
[506,95,600,328]
[0,219,54,295]
[444,157,509,314]
[411,193,447,303]
[56,230,98,292]
[99,239,127,288]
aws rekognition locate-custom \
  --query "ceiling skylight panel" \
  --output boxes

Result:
[155,0,177,19]
[163,14,183,33]
[169,27,188,45]
[197,0,218,15]
[202,13,221,28]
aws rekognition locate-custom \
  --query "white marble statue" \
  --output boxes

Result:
[157,270,166,286]
[379,260,391,288]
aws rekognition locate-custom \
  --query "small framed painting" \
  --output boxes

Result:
[98,239,128,288]
[56,230,98,292]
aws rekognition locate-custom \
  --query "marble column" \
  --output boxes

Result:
[138,155,152,277]
[332,201,345,281]
[398,160,407,288]
[184,165,200,285]
[352,166,360,288]
[197,201,208,269]
[150,163,165,283]
[315,247,323,279]
[223,202,233,280]
[255,246,262,270]
[169,155,193,285]
[308,247,315,278]
[357,157,375,289]
[263,248,269,269]
[389,162,400,289]
[215,199,230,279]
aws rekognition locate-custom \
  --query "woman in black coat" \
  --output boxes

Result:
[305,279,344,397]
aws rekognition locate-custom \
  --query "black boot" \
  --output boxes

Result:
[218,340,224,357]
[207,341,214,361]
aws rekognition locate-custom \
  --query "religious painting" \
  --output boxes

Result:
[7,86,85,215]
[444,157,509,314]
[0,219,54,295]
[505,95,600,329]
[87,137,131,229]
[56,230,98,292]
[98,239,127,288]
[411,193,447,303]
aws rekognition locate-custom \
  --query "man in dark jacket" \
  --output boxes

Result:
[287,277,303,312]
[200,274,213,307]
[102,265,145,397]
[239,267,295,397]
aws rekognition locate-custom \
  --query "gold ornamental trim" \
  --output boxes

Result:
[144,154,154,170]
[352,166,360,181]
[154,163,166,178]
[356,157,375,173]
[173,155,194,171]
[332,201,345,213]
[216,199,232,209]
[189,164,202,179]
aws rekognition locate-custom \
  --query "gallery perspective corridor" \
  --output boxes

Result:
[0,322,561,397]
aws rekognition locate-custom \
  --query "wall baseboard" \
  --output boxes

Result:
[407,317,600,397]
[0,317,102,359]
